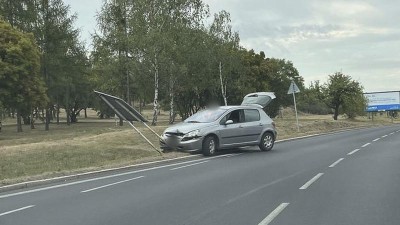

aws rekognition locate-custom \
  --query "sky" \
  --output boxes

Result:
[65,0,400,92]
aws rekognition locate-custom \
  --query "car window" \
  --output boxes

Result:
[221,109,245,124]
[185,108,226,123]
[244,109,260,122]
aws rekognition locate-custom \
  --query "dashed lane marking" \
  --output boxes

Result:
[347,149,360,155]
[0,205,35,217]
[170,161,209,171]
[300,173,324,190]
[329,158,344,168]
[361,143,371,148]
[258,203,290,225]
[81,176,145,193]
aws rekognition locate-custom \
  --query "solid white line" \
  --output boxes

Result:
[0,205,35,217]
[0,154,233,199]
[329,158,344,168]
[382,135,388,138]
[299,173,324,190]
[224,153,244,158]
[170,161,209,171]
[361,143,371,148]
[347,149,360,155]
[372,138,380,142]
[258,203,290,225]
[81,176,145,193]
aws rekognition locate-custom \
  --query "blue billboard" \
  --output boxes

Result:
[364,91,400,112]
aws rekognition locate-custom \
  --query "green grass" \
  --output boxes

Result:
[0,108,398,185]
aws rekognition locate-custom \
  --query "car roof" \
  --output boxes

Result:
[218,105,263,110]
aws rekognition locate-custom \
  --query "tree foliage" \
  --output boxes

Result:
[321,72,366,120]
[1,0,91,130]
[4,0,365,130]
[297,81,331,115]
[0,19,48,131]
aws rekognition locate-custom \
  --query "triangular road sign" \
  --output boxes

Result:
[288,81,300,94]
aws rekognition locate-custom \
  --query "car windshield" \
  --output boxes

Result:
[184,108,227,123]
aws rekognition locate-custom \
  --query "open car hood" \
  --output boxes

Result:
[241,92,276,108]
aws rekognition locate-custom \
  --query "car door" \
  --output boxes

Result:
[240,109,263,144]
[218,109,246,148]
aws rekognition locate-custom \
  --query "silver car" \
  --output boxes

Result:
[160,92,277,156]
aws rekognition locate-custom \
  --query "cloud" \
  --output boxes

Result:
[65,0,400,92]
[203,0,400,91]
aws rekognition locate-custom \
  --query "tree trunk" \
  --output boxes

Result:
[152,57,159,126]
[16,109,23,132]
[45,108,50,131]
[30,110,35,129]
[84,108,87,118]
[219,62,227,106]
[66,108,71,125]
[56,104,60,124]
[70,112,78,123]
[333,105,339,120]
[169,73,175,124]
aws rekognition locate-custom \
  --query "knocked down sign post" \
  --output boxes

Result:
[94,91,163,155]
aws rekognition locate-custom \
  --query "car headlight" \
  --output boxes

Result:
[182,129,200,141]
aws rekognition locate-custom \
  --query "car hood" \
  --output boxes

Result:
[163,122,215,134]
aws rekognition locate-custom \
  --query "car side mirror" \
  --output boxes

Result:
[225,120,233,125]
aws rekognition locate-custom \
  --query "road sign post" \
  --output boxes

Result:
[94,91,163,155]
[288,80,300,132]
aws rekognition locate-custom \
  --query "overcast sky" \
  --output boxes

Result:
[65,0,400,92]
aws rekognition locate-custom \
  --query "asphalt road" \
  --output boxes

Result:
[1,125,400,225]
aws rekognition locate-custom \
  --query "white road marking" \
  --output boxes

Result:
[258,203,290,225]
[382,135,388,138]
[361,143,371,148]
[329,158,344,168]
[0,205,35,217]
[170,161,209,171]
[300,173,324,190]
[347,149,360,155]
[0,154,234,199]
[372,138,380,142]
[81,176,145,193]
[389,132,395,135]
[224,153,244,158]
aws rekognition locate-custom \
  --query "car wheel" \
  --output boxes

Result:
[203,136,217,156]
[259,132,274,151]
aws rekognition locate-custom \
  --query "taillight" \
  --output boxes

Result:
[272,121,276,129]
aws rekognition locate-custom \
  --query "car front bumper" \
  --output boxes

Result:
[160,134,203,152]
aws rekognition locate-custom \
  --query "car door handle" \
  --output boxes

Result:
[239,125,243,128]
[259,123,263,126]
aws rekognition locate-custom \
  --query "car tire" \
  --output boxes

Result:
[259,132,274,151]
[203,136,217,156]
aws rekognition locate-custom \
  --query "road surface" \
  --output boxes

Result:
[1,125,399,225]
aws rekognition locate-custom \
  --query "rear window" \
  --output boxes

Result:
[244,109,260,122]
